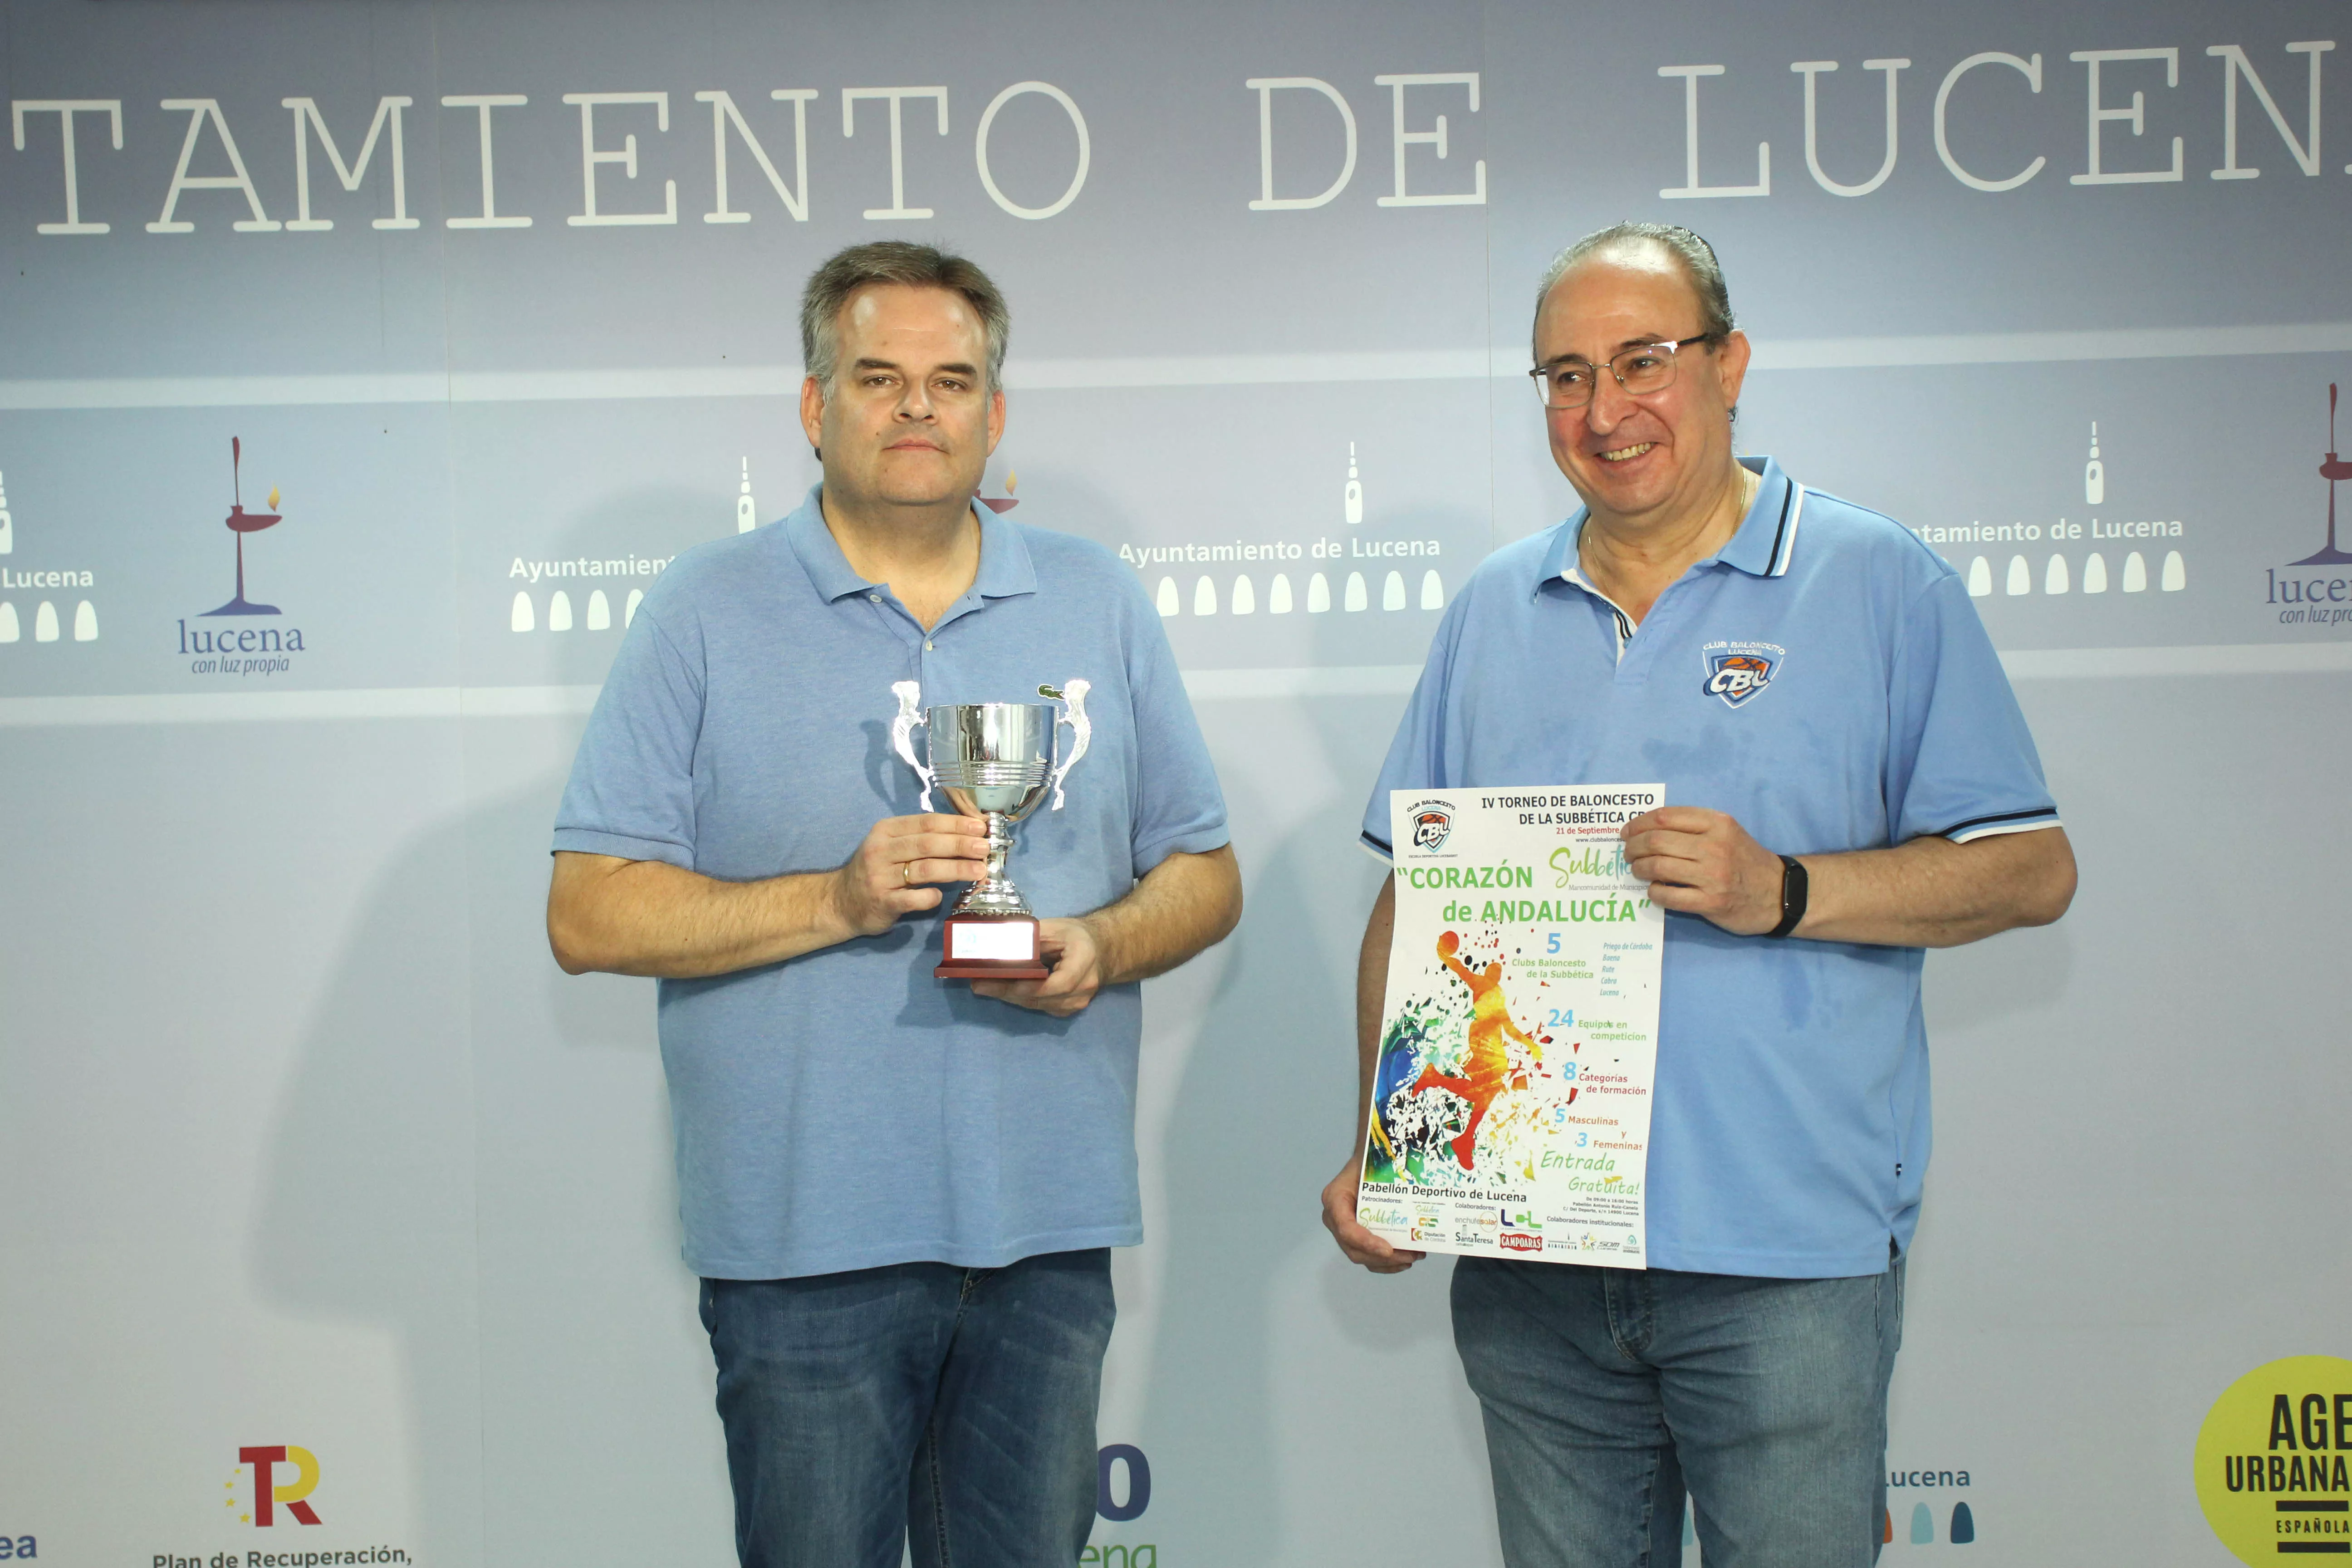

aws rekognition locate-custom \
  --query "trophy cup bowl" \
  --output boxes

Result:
[890,680,1091,981]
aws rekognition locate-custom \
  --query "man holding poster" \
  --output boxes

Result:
[1321,223,2076,1567]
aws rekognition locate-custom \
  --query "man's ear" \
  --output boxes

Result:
[799,373,828,459]
[1715,330,1751,412]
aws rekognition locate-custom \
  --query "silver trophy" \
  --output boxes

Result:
[891,679,1091,977]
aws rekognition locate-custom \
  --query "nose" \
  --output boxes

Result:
[895,379,936,421]
[1583,366,1637,433]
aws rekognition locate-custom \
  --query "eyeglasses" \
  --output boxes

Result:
[1528,334,1719,410]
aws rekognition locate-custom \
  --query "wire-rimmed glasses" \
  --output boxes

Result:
[1529,334,1719,410]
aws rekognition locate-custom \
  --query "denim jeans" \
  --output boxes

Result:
[700,1249,1115,1568]
[1452,1255,1903,1568]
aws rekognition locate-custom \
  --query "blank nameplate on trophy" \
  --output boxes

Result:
[936,915,1048,980]
[950,920,1035,961]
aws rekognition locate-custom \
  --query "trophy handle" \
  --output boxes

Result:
[889,680,935,812]
[1045,677,1091,811]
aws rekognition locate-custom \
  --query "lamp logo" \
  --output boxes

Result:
[201,437,284,618]
[2268,385,2352,628]
[228,1445,322,1526]
[178,437,309,676]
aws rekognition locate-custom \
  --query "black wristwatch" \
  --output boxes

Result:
[1766,854,1808,939]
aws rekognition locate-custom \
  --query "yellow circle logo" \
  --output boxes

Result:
[2195,1356,2352,1564]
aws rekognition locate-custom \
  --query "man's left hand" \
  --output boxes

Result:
[970,916,1103,1017]
[1621,806,1786,936]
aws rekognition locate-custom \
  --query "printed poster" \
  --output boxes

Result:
[1356,786,1666,1267]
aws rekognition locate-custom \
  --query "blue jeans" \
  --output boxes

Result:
[1452,1256,1903,1568]
[700,1249,1114,1568]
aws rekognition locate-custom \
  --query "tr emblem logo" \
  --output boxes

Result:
[230,1445,322,1526]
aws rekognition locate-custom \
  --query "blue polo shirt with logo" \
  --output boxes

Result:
[555,486,1229,1280]
[1361,457,2059,1279]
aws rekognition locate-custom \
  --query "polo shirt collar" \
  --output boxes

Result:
[784,484,1037,604]
[1713,457,1802,578]
[1535,455,1804,588]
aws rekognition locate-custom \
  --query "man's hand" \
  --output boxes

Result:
[1325,878,1419,1274]
[970,846,1240,1018]
[1619,808,2076,947]
[550,813,994,980]
[829,813,992,936]
[1621,805,1784,936]
[1322,1158,1423,1274]
[971,916,1104,1018]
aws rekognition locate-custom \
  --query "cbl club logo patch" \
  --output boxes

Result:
[1701,641,1786,708]
[1407,800,1454,851]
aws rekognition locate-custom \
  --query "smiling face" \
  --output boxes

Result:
[1532,245,1749,533]
[800,282,1005,516]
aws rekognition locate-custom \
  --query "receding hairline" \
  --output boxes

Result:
[1536,238,1709,320]
[1531,222,1737,363]
[833,279,989,336]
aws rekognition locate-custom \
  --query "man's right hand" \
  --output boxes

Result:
[828,813,993,937]
[1322,1157,1424,1274]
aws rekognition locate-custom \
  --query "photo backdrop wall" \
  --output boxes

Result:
[3,1,2349,1564]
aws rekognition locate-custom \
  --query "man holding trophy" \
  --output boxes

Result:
[547,241,1240,1568]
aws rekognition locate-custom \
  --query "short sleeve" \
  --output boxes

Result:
[552,601,707,868]
[1121,587,1230,875]
[1358,596,1465,861]
[1885,572,2062,844]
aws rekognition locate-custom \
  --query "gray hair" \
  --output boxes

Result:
[799,240,1010,393]
[1533,221,1735,353]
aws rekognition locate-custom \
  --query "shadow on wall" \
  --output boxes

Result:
[245,762,735,1567]
[245,482,765,1563]
[1137,599,1490,1556]
[243,786,490,1560]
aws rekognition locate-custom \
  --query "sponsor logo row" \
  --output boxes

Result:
[5,397,2349,686]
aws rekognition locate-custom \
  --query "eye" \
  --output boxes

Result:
[1552,365,1593,389]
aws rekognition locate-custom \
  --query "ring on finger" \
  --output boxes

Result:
[902,862,913,886]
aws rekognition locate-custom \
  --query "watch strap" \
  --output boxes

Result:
[1767,853,1807,939]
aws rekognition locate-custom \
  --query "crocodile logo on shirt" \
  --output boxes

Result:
[1700,641,1786,708]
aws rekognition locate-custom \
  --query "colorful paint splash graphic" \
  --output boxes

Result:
[1362,930,1574,1186]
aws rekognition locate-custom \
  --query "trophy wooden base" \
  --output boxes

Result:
[935,913,1049,981]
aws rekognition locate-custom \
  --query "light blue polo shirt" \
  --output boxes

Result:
[1362,457,2059,1279]
[556,486,1229,1280]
